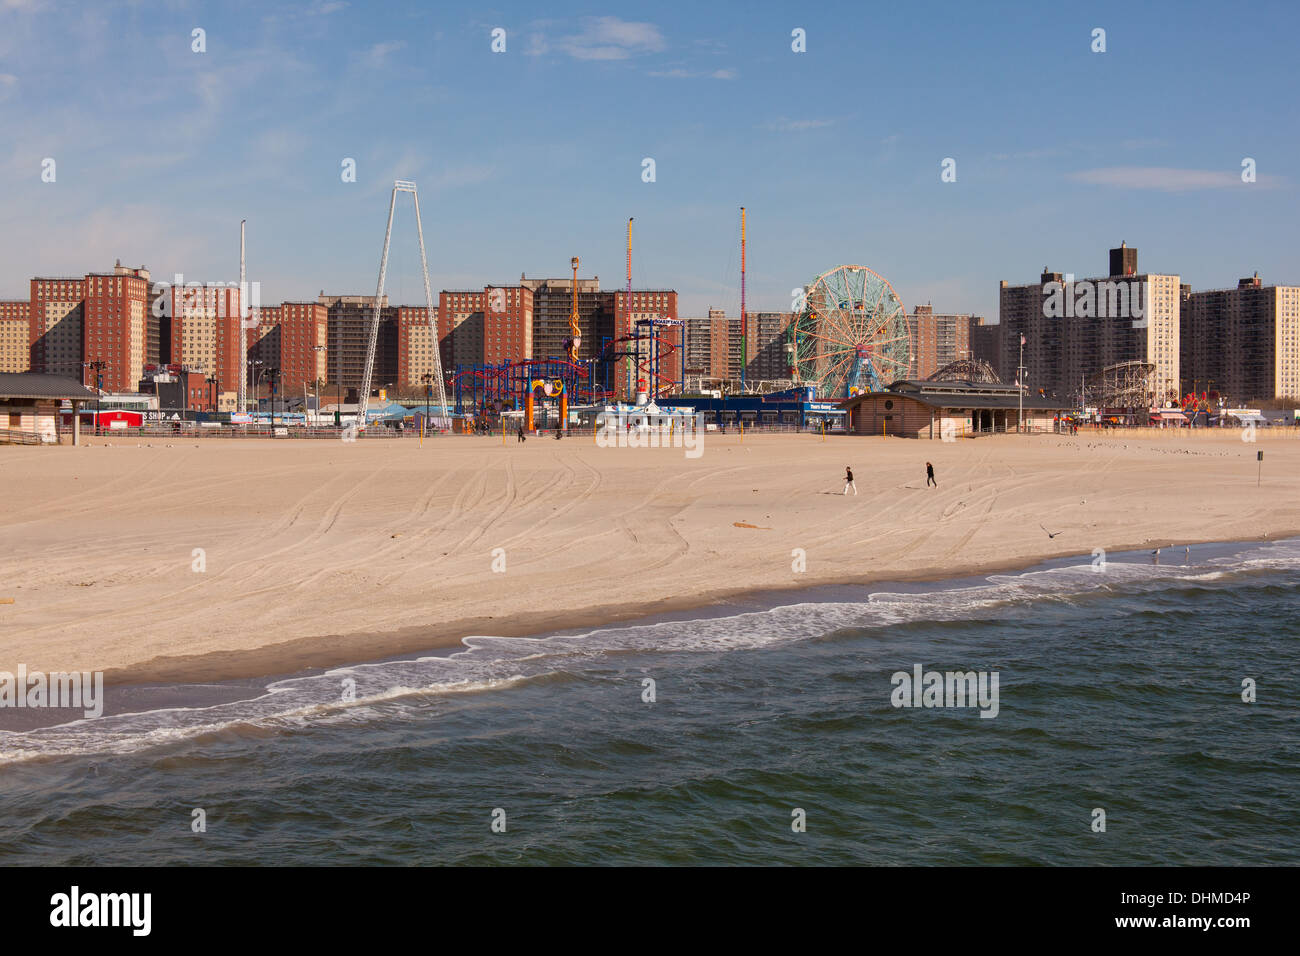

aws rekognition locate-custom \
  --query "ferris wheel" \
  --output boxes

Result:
[792,264,910,398]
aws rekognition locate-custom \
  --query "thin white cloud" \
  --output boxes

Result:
[648,66,736,80]
[990,147,1066,161]
[762,117,835,132]
[363,41,404,68]
[530,16,665,61]
[1068,166,1279,191]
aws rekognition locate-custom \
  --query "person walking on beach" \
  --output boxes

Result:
[517,425,526,443]
[926,461,936,487]
[843,465,857,495]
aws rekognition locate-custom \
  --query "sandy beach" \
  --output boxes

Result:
[2,430,1297,684]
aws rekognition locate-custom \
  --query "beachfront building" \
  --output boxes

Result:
[997,244,1180,406]
[843,379,1071,438]
[0,372,99,445]
[1181,273,1300,401]
[678,386,845,430]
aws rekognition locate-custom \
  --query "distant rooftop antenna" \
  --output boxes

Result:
[238,220,247,413]
[358,181,449,430]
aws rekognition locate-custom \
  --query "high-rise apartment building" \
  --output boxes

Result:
[527,276,614,362]
[1182,274,1300,401]
[397,306,437,390]
[29,276,85,381]
[681,308,791,386]
[439,289,486,371]
[276,302,329,399]
[319,294,397,390]
[436,284,534,374]
[27,262,160,391]
[168,282,242,407]
[612,286,679,395]
[970,317,1004,378]
[0,301,30,373]
[997,245,1180,403]
[83,264,151,393]
[906,306,977,379]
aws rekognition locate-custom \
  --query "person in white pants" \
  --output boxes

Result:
[843,465,857,495]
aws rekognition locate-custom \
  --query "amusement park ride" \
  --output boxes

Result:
[358,180,449,430]
[450,217,684,428]
[1181,387,1219,421]
[792,264,911,399]
[356,185,911,428]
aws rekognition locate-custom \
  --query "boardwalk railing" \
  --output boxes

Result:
[1063,425,1300,440]
[55,425,427,440]
[0,428,43,445]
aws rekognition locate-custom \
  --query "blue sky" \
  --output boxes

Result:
[1,0,1297,320]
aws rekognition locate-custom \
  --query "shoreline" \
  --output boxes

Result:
[103,530,1290,689]
[6,432,1299,700]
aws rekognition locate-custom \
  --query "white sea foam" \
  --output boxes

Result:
[2,539,1295,762]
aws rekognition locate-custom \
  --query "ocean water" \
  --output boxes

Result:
[1,539,1297,866]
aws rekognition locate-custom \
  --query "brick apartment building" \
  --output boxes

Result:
[437,278,678,398]
[0,300,29,373]
[29,275,86,382]
[612,285,679,395]
[437,283,535,372]
[396,306,441,393]
[906,305,979,380]
[168,281,242,410]
[26,262,161,392]
[682,308,791,386]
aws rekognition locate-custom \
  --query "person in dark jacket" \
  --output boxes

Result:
[843,466,857,495]
[926,461,936,487]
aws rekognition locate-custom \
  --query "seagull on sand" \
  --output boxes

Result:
[1040,523,1063,539]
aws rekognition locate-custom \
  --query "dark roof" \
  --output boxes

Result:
[847,387,1069,411]
[0,373,99,400]
[890,378,1023,396]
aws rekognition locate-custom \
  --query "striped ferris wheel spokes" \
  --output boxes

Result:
[793,265,910,398]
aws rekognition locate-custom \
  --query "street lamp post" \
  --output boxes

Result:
[312,345,327,426]
[1016,333,1026,434]
[422,371,433,436]
[86,360,106,435]
[269,368,280,425]
[250,359,265,417]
